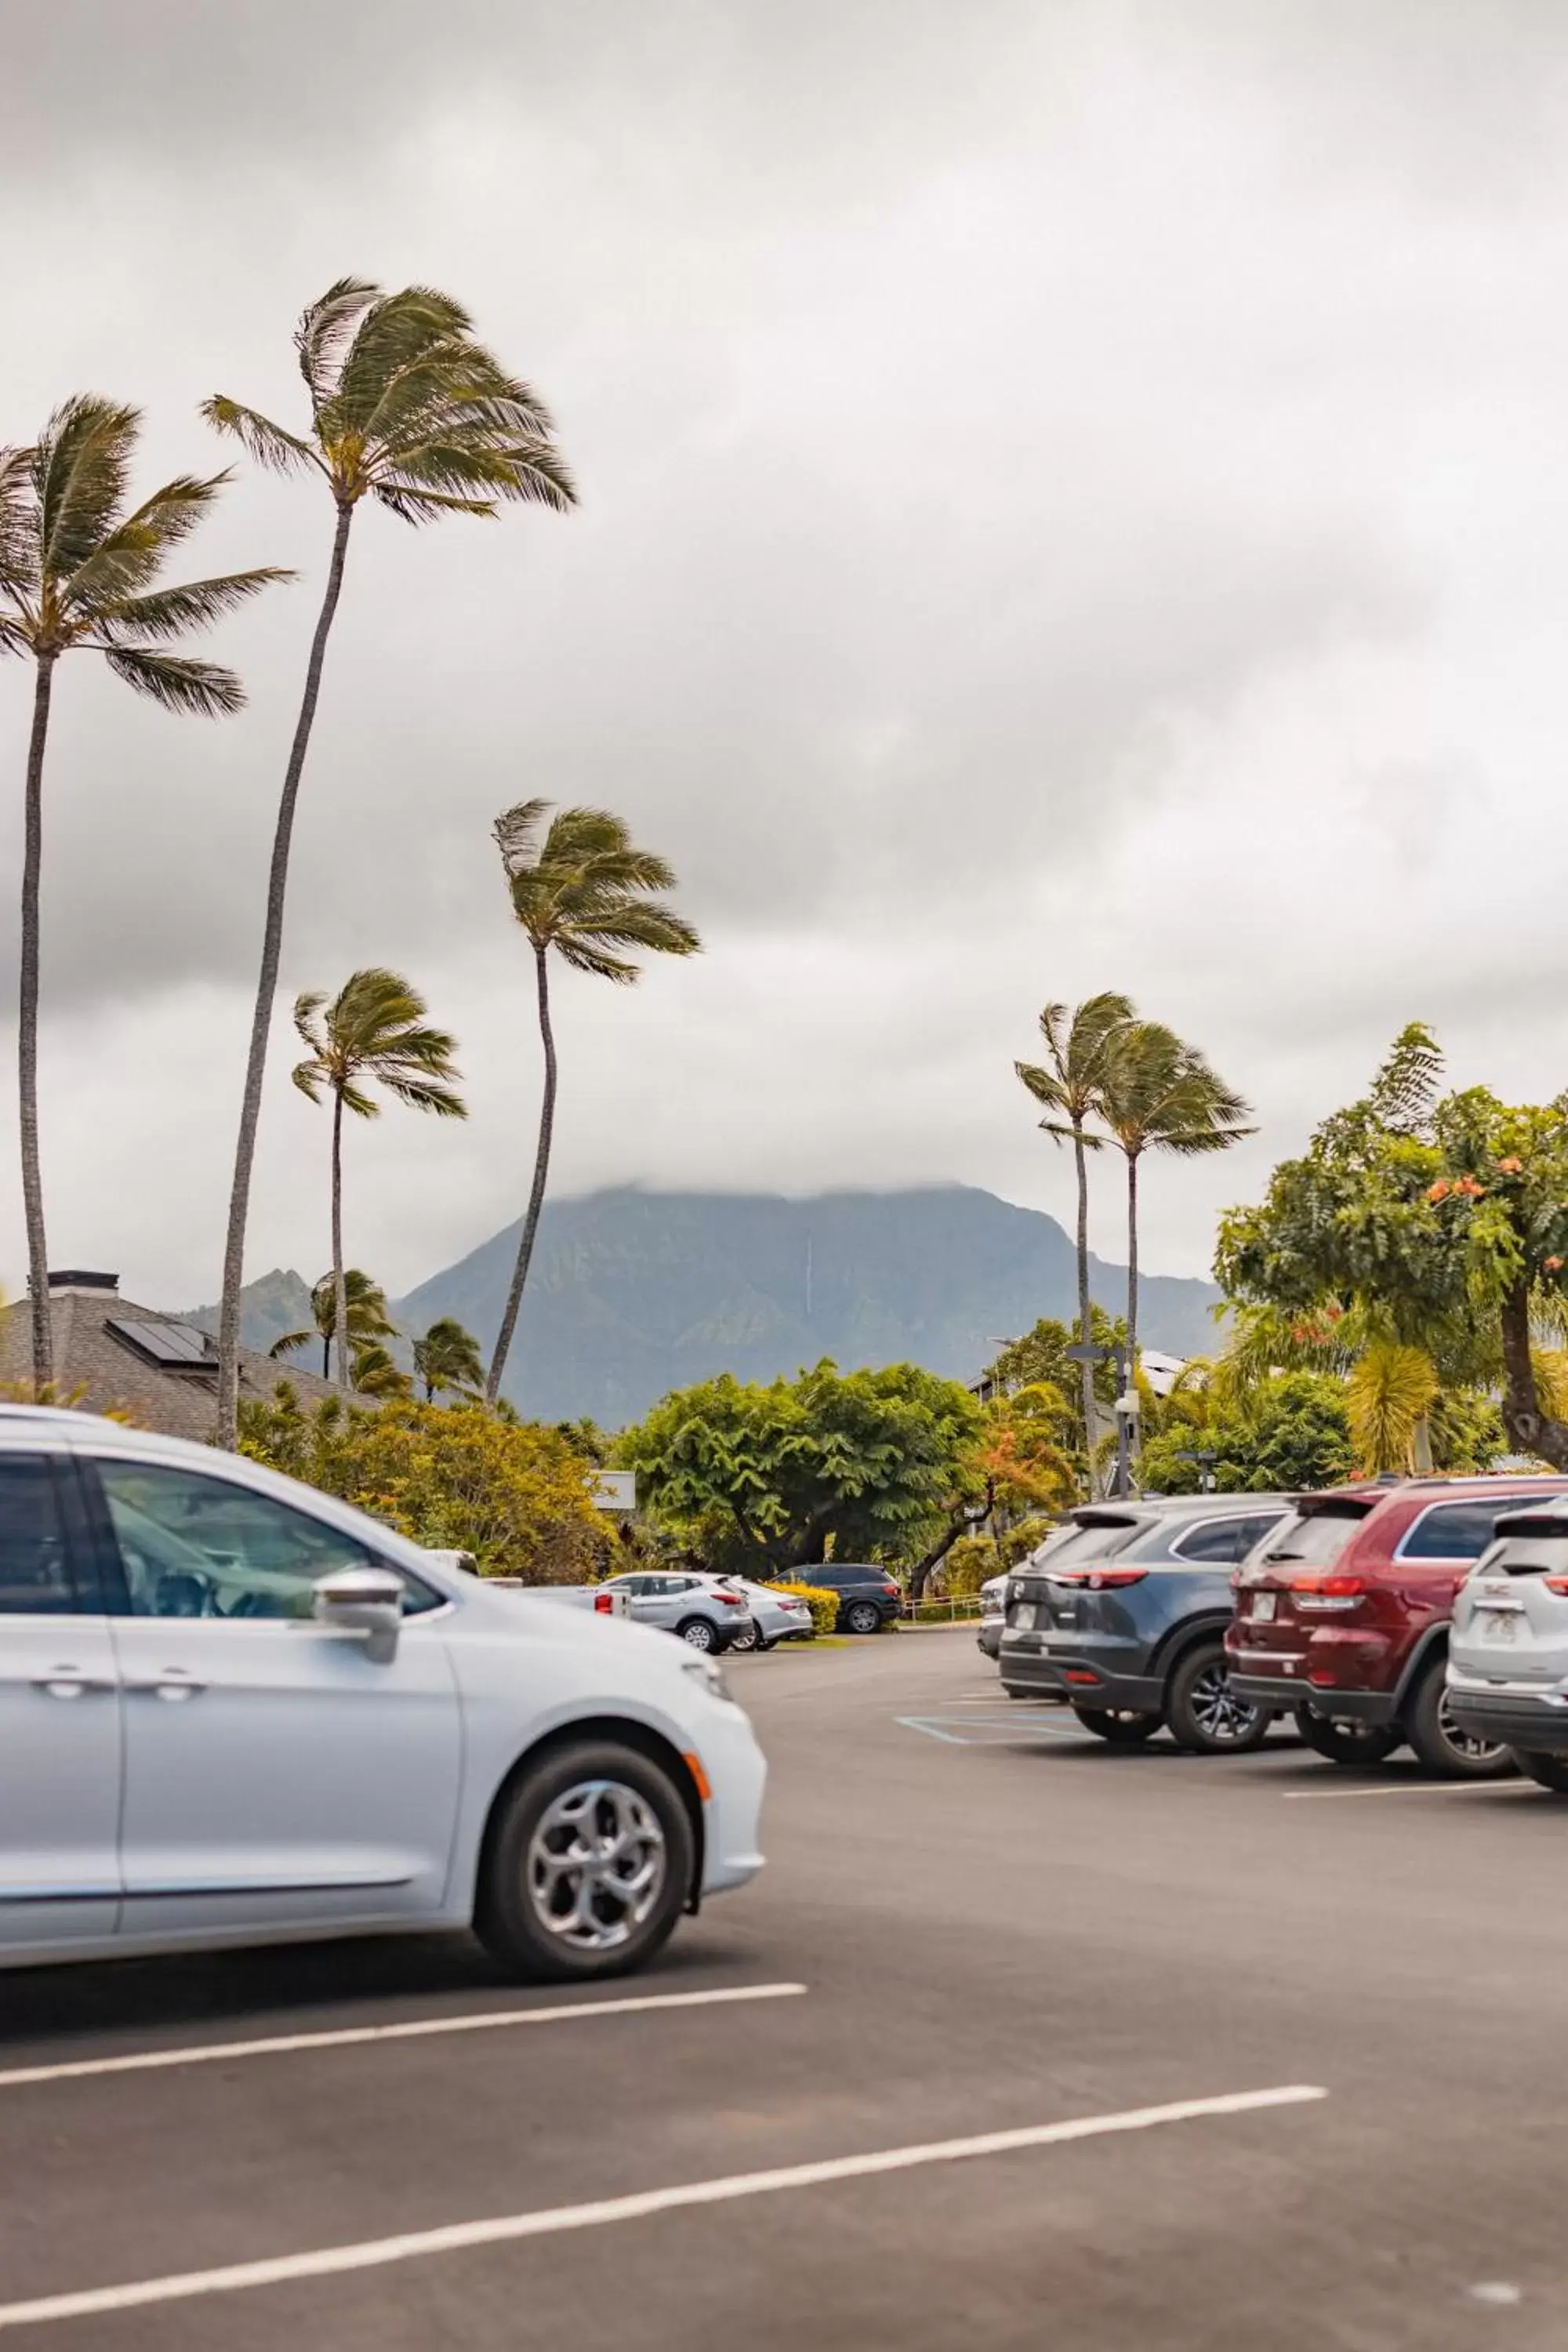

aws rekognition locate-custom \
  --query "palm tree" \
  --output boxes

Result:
[291,969,466,1387]
[270,1268,398,1378]
[1014,994,1134,1465]
[205,279,575,1444]
[487,800,702,1405]
[0,399,287,1387]
[348,1342,413,1400]
[414,1317,485,1402]
[1098,1022,1254,1407]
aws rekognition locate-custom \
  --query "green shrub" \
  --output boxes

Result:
[997,1515,1058,1568]
[775,1581,839,1637]
[939,1534,998,1595]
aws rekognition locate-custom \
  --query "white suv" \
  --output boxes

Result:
[1448,1492,1568,1791]
[0,1406,766,1980]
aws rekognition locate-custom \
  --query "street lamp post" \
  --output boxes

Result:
[1174,1447,1218,1496]
[1065,1338,1134,1499]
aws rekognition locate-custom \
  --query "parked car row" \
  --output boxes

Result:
[555,1560,906,1653]
[993,1475,1568,1773]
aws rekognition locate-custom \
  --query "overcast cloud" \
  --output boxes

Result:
[5,0,1568,1312]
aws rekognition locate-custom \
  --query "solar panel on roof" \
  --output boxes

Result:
[105,1318,213,1370]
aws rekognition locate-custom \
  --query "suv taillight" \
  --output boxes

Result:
[593,1591,614,1615]
[1050,1568,1148,1591]
[1290,1573,1366,1613]
[1544,1576,1568,1596]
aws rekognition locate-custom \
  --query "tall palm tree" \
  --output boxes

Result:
[205,278,575,1444]
[270,1266,398,1377]
[1014,993,1134,1463]
[1098,1022,1254,1404]
[0,398,287,1387]
[291,969,466,1387]
[414,1316,485,1402]
[487,800,701,1405]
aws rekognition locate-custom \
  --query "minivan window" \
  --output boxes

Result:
[0,1455,73,1615]
[1261,1506,1370,1570]
[1398,1496,1555,1563]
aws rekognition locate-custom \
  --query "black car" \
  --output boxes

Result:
[997,1495,1290,1754]
[797,1562,902,1635]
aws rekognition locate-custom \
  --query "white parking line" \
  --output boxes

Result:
[0,1981,808,2094]
[1281,1782,1538,1802]
[0,2083,1327,2330]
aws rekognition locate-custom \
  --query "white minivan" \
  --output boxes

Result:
[0,1406,767,1980]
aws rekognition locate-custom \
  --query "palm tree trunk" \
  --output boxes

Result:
[485,944,557,1406]
[18,658,56,1390]
[215,503,354,1447]
[1125,1150,1139,1378]
[1072,1123,1095,1468]
[331,1087,349,1391]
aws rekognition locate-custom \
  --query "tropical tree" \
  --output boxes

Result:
[1098,1021,1253,1390]
[270,1267,397,1379]
[291,968,465,1386]
[0,399,287,1385]
[347,1342,413,1399]
[1138,1370,1354,1494]
[1014,994,1134,1458]
[1216,1024,1568,1471]
[206,279,575,1445]
[413,1317,485,1403]
[486,800,701,1405]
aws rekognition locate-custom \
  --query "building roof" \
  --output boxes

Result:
[0,1278,340,1444]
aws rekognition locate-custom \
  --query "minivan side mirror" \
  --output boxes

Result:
[314,1565,404,1664]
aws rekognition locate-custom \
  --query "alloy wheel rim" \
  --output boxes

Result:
[526,1780,667,1951]
[848,1605,878,1632]
[683,1620,716,1650]
[1437,1686,1506,1766]
[1190,1663,1260,1744]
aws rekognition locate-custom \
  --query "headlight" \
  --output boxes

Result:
[683,1656,732,1703]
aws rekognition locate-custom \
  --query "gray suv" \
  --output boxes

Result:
[998,1495,1290,1753]
[1448,1494,1568,1787]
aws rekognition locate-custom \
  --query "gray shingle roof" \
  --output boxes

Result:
[0,1289,341,1443]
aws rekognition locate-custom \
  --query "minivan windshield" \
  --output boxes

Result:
[1258,1504,1370,1570]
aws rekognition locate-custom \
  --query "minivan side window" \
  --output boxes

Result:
[1397,1497,1548,1563]
[92,1459,399,1620]
[0,1454,74,1614]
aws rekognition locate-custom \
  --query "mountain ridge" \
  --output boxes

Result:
[187,1183,1220,1425]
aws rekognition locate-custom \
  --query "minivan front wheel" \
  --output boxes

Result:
[477,1741,695,1982]
[1512,1749,1568,1794]
[1167,1642,1272,1755]
[1405,1661,1516,1780]
[1294,1708,1403,1768]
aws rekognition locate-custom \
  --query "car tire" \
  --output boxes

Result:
[1404,1659,1517,1779]
[844,1600,882,1636]
[1512,1748,1568,1793]
[1166,1641,1272,1755]
[728,1621,760,1653]
[676,1617,719,1652]
[1072,1706,1162,1744]
[1294,1708,1404,1767]
[476,1740,695,1984]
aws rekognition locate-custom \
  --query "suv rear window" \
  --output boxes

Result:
[1034,1515,1144,1573]
[1258,1504,1370,1570]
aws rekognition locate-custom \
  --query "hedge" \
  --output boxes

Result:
[774,1581,839,1637]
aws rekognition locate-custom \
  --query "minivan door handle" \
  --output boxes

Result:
[126,1671,208,1702]
[30,1669,115,1700]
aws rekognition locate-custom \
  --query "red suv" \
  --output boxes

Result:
[1226,1478,1568,1778]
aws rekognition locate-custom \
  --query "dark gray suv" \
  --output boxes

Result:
[997,1495,1290,1754]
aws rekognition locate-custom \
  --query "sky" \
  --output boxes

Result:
[5,0,1568,1309]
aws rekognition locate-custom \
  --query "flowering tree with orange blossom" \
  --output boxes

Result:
[1215,1025,1568,1471]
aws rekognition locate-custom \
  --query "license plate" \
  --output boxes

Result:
[1251,1592,1276,1622]
[1011,1601,1038,1631]
[1481,1611,1518,1643]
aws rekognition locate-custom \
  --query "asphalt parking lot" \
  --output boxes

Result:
[4,1629,1568,2348]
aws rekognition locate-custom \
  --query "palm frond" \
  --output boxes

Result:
[200,397,321,477]
[329,287,477,434]
[0,444,38,597]
[35,396,139,579]
[268,1328,312,1359]
[290,1058,325,1103]
[294,277,380,408]
[100,645,245,716]
[493,798,551,880]
[93,566,292,642]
